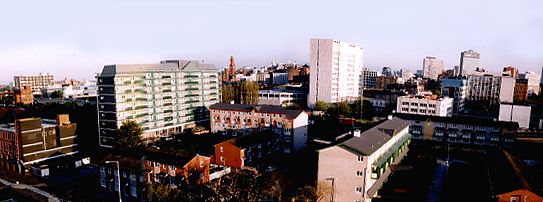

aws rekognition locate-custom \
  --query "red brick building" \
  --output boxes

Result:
[514,79,528,103]
[490,150,542,202]
[214,130,278,169]
[144,150,211,186]
[14,85,34,105]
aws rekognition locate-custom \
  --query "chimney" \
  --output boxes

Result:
[353,129,361,137]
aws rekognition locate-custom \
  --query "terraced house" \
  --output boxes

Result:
[97,60,220,148]
[209,104,308,154]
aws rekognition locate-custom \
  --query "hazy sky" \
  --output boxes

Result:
[1,0,543,83]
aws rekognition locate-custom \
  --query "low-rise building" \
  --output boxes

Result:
[0,114,78,173]
[396,95,453,117]
[317,118,411,202]
[214,130,278,169]
[394,113,518,146]
[376,76,398,90]
[257,89,307,107]
[210,104,308,153]
[362,89,405,112]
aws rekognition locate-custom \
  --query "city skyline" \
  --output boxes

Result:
[1,0,543,83]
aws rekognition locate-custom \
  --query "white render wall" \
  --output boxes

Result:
[499,104,531,128]
[292,112,308,152]
[308,38,363,107]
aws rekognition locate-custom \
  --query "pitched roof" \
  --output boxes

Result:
[336,117,410,155]
[488,150,542,197]
[210,103,304,119]
[143,148,209,167]
[222,130,276,149]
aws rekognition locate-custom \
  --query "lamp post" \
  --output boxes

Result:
[325,177,335,202]
[106,161,122,202]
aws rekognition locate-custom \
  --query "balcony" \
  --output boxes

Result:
[184,81,199,85]
[184,75,199,78]
[185,88,199,91]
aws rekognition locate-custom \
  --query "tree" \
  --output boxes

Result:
[351,97,362,118]
[115,120,144,153]
[221,83,236,104]
[337,101,351,117]
[50,90,64,98]
[314,100,329,111]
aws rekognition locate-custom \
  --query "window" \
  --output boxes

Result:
[147,161,152,166]
[356,171,363,177]
[220,156,224,162]
[357,156,363,162]
[122,171,127,178]
[355,186,362,193]
[220,146,224,153]
[200,160,204,168]
[170,165,175,170]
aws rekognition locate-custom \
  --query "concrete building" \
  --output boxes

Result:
[381,67,392,77]
[270,72,289,86]
[210,104,308,153]
[96,60,220,148]
[466,72,515,104]
[396,95,454,117]
[376,76,398,90]
[308,38,363,106]
[362,90,405,113]
[395,113,518,147]
[441,77,468,115]
[360,68,377,91]
[499,103,531,129]
[14,74,55,95]
[214,130,278,169]
[503,66,519,79]
[459,50,480,76]
[257,89,306,107]
[317,118,411,202]
[14,85,34,105]
[520,71,540,95]
[0,114,78,172]
[513,79,528,103]
[422,56,444,80]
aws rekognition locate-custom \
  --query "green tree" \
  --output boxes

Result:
[115,120,144,153]
[314,100,329,111]
[221,83,236,104]
[351,97,362,118]
[240,81,259,104]
[50,90,64,98]
[337,101,351,117]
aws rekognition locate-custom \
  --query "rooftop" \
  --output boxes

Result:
[223,130,276,149]
[99,60,217,76]
[321,117,410,156]
[143,148,209,167]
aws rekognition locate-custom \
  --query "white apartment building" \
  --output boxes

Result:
[422,56,444,80]
[520,71,541,95]
[96,60,220,148]
[466,72,515,104]
[308,38,363,107]
[459,49,480,76]
[14,73,55,95]
[396,95,454,117]
[317,118,411,202]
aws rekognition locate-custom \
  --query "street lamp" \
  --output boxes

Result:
[325,177,335,202]
[106,160,122,202]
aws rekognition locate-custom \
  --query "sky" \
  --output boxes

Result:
[1,0,542,84]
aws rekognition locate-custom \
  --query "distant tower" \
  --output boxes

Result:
[229,56,236,81]
[459,49,480,76]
